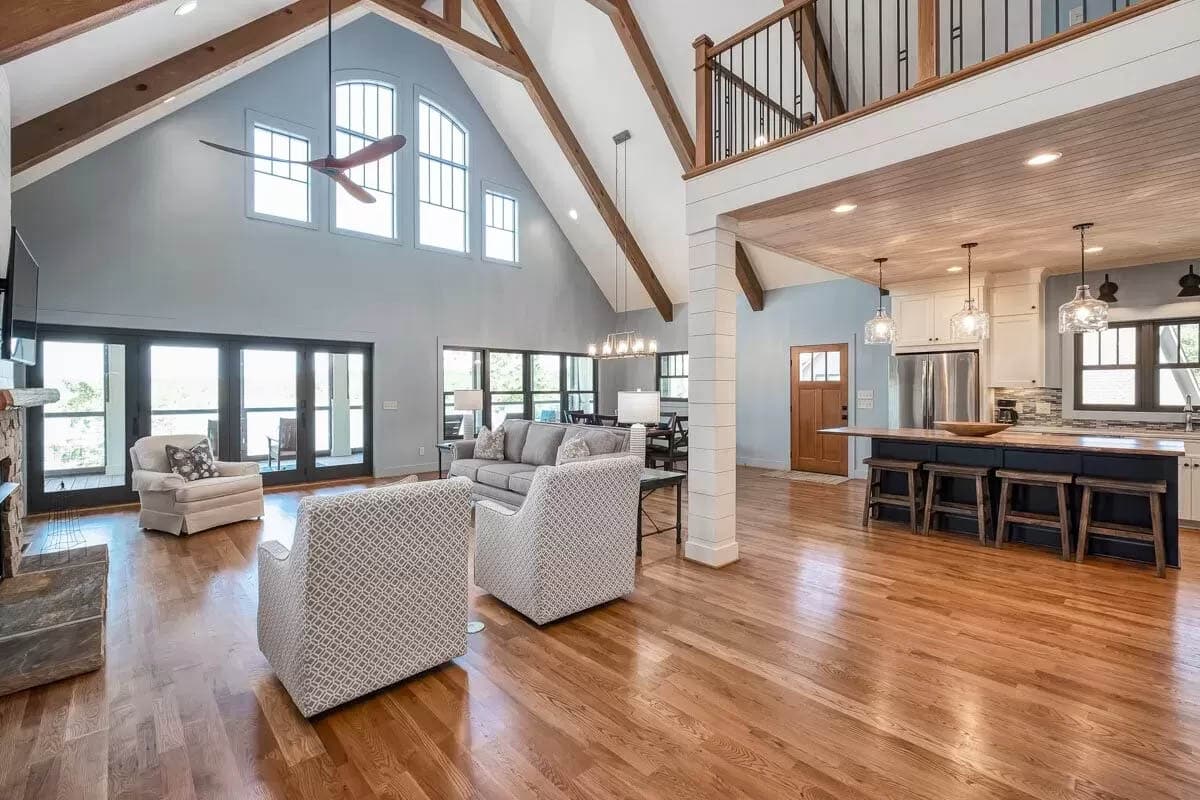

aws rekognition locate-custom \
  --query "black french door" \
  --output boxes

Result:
[28,325,373,511]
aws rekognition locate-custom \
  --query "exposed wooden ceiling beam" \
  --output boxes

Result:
[0,0,167,65]
[12,0,360,176]
[473,0,674,322]
[365,0,524,80]
[584,0,693,172]
[735,242,765,311]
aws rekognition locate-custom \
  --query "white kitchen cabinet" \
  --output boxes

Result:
[989,314,1043,387]
[992,283,1040,316]
[894,288,984,347]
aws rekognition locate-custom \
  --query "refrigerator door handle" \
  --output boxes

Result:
[923,359,934,429]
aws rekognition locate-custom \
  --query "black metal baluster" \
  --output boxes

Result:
[1004,0,1009,54]
[1055,0,1061,34]
[981,0,986,62]
[1029,0,1034,45]
[877,2,882,105]
[844,0,849,110]
[860,0,866,106]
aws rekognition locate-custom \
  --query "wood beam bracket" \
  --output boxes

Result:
[735,242,765,312]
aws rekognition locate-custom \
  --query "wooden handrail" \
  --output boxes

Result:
[709,0,817,57]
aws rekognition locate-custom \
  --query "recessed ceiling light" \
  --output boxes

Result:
[946,266,963,273]
[1085,245,1104,253]
[175,1,198,16]
[832,203,857,214]
[163,96,177,104]
[568,208,579,221]
[1025,151,1062,166]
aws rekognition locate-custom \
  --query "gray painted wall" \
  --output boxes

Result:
[11,15,616,475]
[1043,256,1200,388]
[608,280,891,471]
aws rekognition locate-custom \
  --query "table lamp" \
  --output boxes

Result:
[453,389,484,439]
[617,390,660,464]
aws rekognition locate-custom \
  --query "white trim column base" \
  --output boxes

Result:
[685,538,740,567]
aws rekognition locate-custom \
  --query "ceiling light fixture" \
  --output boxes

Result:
[946,266,963,273]
[832,203,857,214]
[1085,245,1104,253]
[163,96,177,104]
[1057,222,1108,333]
[1097,273,1119,304]
[1178,264,1200,298]
[568,208,579,221]
[1025,151,1062,166]
[864,258,896,345]
[175,1,199,16]
[950,242,989,341]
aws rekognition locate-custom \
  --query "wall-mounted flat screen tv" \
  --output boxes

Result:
[3,228,39,366]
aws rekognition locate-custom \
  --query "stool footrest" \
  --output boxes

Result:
[1004,510,1066,528]
[1085,521,1156,543]
[930,500,980,517]
[873,492,919,508]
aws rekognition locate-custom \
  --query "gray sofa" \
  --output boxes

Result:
[449,419,631,507]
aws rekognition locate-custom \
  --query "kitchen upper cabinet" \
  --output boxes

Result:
[894,288,984,347]
[990,314,1043,386]
[992,283,1040,316]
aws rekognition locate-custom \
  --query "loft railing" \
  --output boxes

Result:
[692,0,1174,171]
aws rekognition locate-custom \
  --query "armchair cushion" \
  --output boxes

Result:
[174,473,263,503]
[212,460,260,477]
[131,469,186,492]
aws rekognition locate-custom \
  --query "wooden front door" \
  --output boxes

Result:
[790,343,849,475]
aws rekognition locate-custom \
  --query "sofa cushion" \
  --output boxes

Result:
[508,468,538,495]
[173,473,263,503]
[566,426,627,455]
[448,458,491,481]
[476,462,535,491]
[500,419,531,462]
[556,435,590,465]
[473,427,505,460]
[521,424,567,466]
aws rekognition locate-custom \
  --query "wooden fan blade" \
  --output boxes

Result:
[325,134,406,170]
[200,140,309,165]
[327,171,376,204]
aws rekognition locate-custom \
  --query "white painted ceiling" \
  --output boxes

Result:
[3,0,849,310]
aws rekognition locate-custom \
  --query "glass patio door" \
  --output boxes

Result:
[309,348,369,480]
[239,347,301,481]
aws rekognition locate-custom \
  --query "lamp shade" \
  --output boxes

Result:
[453,389,484,411]
[617,390,660,424]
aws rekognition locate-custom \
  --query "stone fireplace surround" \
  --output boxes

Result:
[0,388,110,696]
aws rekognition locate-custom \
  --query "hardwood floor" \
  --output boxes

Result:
[4,468,1200,799]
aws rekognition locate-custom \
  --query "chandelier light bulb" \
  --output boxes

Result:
[587,343,597,357]
[617,339,629,355]
[602,341,613,356]
[632,338,645,353]
[648,339,658,353]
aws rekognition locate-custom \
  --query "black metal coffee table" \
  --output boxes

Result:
[638,469,685,556]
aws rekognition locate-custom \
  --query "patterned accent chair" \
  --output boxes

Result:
[258,477,473,717]
[474,455,642,625]
[130,434,264,536]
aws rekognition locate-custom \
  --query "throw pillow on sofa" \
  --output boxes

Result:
[556,435,590,465]
[474,427,505,460]
[165,440,219,481]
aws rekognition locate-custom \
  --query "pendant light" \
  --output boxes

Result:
[1057,222,1108,334]
[950,242,989,341]
[1178,264,1200,298]
[1097,273,1119,304]
[864,257,895,344]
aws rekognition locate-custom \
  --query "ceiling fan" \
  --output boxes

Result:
[199,0,404,204]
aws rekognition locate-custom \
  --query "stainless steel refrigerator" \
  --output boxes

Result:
[889,351,980,429]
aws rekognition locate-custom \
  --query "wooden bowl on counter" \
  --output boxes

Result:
[934,421,1013,437]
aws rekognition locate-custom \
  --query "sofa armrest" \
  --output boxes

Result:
[131,469,186,492]
[259,540,291,562]
[215,460,260,477]
[451,440,477,460]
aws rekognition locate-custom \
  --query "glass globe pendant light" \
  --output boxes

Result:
[864,257,895,345]
[1057,222,1108,334]
[950,242,989,341]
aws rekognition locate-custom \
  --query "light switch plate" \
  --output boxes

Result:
[856,389,874,410]
[1068,5,1084,25]
[383,400,399,410]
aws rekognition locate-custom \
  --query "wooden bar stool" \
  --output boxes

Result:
[1075,476,1168,577]
[995,469,1074,560]
[861,457,924,532]
[922,463,993,545]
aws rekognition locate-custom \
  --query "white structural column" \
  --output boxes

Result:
[686,219,739,567]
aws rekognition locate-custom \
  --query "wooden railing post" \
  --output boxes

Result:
[916,0,939,84]
[693,34,713,169]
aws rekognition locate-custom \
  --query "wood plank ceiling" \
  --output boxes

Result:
[733,76,1200,284]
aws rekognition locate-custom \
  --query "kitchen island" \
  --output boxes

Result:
[821,426,1185,568]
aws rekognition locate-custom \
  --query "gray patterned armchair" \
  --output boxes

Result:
[257,477,473,717]
[474,455,642,625]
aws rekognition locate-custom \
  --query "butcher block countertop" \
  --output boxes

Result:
[820,426,1186,457]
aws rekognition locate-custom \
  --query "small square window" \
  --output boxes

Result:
[483,190,518,263]
[251,124,310,224]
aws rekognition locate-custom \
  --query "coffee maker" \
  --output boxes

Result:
[995,399,1018,424]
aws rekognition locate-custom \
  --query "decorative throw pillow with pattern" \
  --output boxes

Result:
[556,435,590,465]
[165,440,219,481]
[474,427,505,460]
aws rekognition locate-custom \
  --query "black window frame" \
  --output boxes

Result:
[1073,316,1200,412]
[439,346,599,440]
[656,351,689,402]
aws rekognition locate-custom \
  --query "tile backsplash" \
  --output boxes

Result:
[993,387,1192,433]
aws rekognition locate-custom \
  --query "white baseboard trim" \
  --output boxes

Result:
[684,539,740,567]
[376,462,439,477]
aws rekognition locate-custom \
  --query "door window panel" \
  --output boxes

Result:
[314,351,366,468]
[241,348,298,472]
[41,341,127,493]
[150,345,220,443]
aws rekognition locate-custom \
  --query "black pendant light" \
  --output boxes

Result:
[1097,273,1119,304]
[1179,264,1200,298]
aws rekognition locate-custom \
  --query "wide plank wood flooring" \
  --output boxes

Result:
[4,467,1200,799]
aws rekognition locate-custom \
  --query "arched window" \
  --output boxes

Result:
[334,79,396,239]
[417,96,468,253]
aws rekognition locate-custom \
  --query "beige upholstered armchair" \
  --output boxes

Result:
[258,477,473,717]
[129,434,264,535]
[474,455,642,625]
